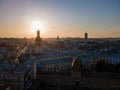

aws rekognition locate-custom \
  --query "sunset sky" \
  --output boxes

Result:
[0,0,120,38]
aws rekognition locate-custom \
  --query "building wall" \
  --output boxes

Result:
[0,73,24,90]
[40,62,71,72]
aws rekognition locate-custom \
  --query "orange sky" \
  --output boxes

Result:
[0,0,120,38]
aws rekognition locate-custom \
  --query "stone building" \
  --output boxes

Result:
[71,57,82,79]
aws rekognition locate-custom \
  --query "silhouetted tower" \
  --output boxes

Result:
[84,33,88,42]
[57,35,59,42]
[35,29,42,47]
[85,33,88,39]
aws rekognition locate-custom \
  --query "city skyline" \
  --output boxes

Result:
[0,0,120,38]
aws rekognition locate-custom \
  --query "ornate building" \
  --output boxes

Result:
[27,29,43,55]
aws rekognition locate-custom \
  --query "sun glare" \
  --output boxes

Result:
[31,21,44,34]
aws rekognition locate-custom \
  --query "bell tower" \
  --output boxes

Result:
[37,30,40,38]
[35,29,42,47]
[34,29,42,54]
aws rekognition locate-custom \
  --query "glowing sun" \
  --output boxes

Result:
[31,21,44,34]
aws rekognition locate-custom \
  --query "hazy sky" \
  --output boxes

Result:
[0,0,120,38]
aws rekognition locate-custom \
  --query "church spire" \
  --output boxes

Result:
[37,29,40,38]
[35,29,42,47]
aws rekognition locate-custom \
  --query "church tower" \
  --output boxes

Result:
[34,29,42,54]
[35,29,42,47]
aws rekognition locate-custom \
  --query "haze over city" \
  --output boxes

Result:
[0,0,120,38]
[0,1,120,90]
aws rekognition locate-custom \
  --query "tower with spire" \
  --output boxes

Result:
[35,29,42,47]
[34,29,42,54]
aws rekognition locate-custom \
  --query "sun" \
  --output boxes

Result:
[31,21,44,34]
